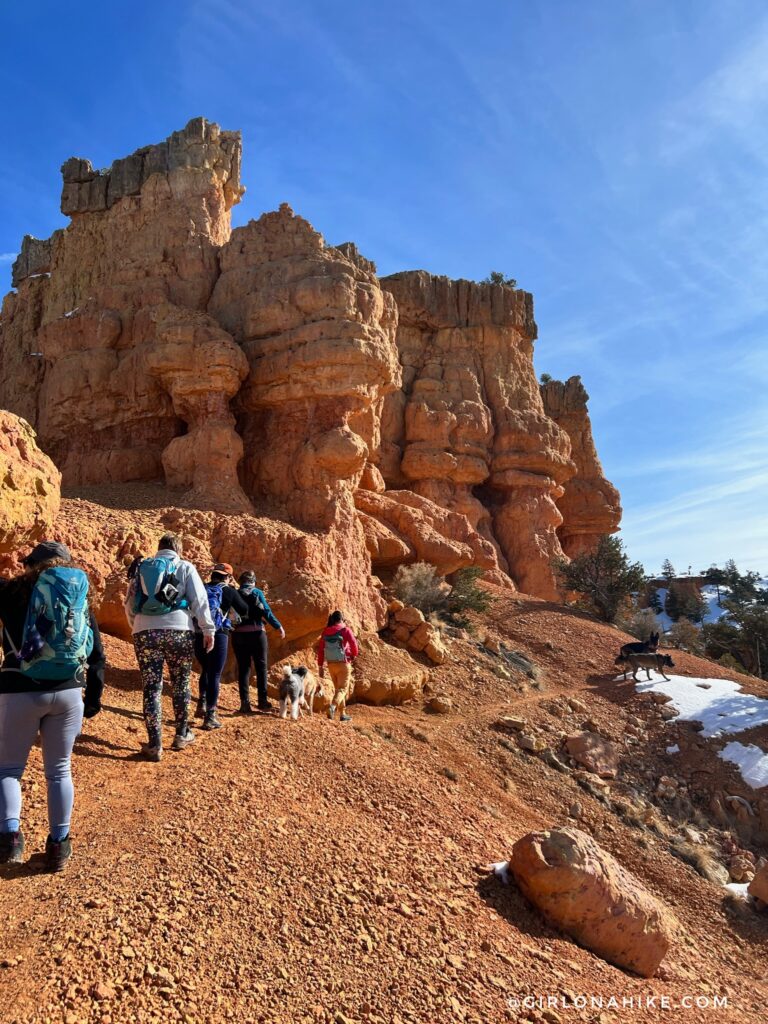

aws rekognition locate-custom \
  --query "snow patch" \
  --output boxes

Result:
[725,882,751,897]
[635,672,768,789]
[490,860,510,884]
[63,307,80,318]
[719,742,768,789]
[634,673,768,738]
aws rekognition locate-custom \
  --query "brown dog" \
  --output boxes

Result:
[615,652,675,681]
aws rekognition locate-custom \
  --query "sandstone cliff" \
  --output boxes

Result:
[0,117,620,619]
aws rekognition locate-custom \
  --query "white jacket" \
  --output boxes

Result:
[124,550,216,637]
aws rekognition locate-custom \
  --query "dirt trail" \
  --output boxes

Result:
[1,594,767,1024]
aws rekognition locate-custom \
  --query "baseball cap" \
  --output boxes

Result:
[23,540,72,566]
[212,562,233,578]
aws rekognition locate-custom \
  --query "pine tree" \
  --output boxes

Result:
[554,536,646,623]
[661,559,676,583]
[481,271,517,288]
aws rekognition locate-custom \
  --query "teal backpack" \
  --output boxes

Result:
[324,631,347,663]
[134,556,188,616]
[11,567,94,682]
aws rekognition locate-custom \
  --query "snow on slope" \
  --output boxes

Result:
[648,578,767,633]
[632,671,768,788]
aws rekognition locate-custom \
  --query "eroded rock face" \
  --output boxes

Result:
[0,412,61,558]
[1,118,246,496]
[380,272,575,598]
[209,205,401,529]
[540,376,621,557]
[510,827,676,977]
[51,495,385,642]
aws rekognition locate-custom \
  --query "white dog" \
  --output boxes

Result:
[279,665,320,720]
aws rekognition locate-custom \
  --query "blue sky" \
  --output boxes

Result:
[1,0,767,576]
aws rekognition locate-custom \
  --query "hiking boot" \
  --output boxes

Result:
[340,713,352,723]
[140,743,163,762]
[203,710,222,731]
[236,703,256,716]
[257,699,273,713]
[45,835,72,873]
[327,704,336,720]
[195,698,207,719]
[0,830,24,865]
[172,728,196,751]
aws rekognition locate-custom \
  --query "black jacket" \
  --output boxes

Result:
[0,576,106,707]
[211,584,249,633]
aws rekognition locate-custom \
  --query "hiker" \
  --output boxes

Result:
[317,610,359,723]
[231,571,285,713]
[124,533,215,761]
[193,563,248,730]
[0,541,105,870]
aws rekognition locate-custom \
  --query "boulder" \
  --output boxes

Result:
[424,636,448,665]
[394,605,426,629]
[565,731,619,778]
[510,827,676,977]
[427,694,453,714]
[0,412,61,559]
[352,635,428,706]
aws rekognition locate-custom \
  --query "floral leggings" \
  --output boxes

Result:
[134,630,194,747]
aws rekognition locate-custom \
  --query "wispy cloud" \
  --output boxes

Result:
[659,19,768,162]
[0,252,16,262]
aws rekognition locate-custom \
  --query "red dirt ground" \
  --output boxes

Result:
[1,588,767,1024]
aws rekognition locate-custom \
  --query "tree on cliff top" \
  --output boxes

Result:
[661,559,676,582]
[481,271,517,288]
[555,535,646,623]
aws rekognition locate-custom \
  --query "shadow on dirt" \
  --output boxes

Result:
[476,870,559,942]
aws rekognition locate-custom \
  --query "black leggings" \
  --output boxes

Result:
[231,631,269,706]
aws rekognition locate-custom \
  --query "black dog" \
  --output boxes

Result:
[618,631,659,661]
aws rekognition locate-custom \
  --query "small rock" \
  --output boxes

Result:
[427,694,452,714]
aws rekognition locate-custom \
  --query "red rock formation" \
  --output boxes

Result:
[1,118,246,495]
[0,119,621,618]
[540,376,621,557]
[510,827,676,977]
[380,272,575,598]
[0,412,60,558]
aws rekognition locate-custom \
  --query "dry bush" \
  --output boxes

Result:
[616,607,659,642]
[392,562,447,615]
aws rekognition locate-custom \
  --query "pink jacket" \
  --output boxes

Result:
[317,624,359,668]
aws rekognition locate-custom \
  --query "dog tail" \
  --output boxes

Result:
[282,665,293,678]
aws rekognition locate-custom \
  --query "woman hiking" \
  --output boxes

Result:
[317,610,359,723]
[124,533,215,760]
[193,563,248,730]
[0,540,105,871]
[231,571,285,713]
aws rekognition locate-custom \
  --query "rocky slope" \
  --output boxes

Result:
[1,591,767,1024]
[0,118,620,617]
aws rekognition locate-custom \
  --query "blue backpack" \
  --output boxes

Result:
[10,567,94,682]
[134,556,188,616]
[196,582,230,633]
